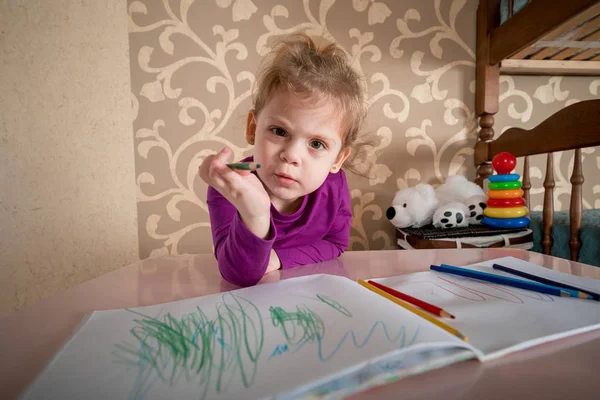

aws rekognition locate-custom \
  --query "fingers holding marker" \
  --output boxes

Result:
[214,146,233,163]
[198,147,260,193]
[198,147,231,185]
[209,156,237,191]
[198,147,270,224]
[209,150,257,198]
[217,145,260,173]
[198,154,215,184]
[198,151,229,190]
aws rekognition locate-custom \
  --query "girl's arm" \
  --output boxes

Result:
[199,147,274,286]
[274,217,351,268]
[207,186,275,286]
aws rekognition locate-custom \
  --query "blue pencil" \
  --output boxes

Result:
[492,263,600,301]
[431,264,594,300]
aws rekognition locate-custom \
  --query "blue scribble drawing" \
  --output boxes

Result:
[269,300,420,362]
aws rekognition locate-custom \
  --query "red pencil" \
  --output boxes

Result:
[367,280,455,319]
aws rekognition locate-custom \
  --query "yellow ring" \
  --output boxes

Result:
[484,206,529,218]
[487,189,524,199]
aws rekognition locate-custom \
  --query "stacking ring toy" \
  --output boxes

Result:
[484,206,528,219]
[487,189,524,199]
[488,174,520,183]
[487,198,525,207]
[482,216,530,229]
[488,181,522,190]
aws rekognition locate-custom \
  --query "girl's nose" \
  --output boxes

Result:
[280,144,302,165]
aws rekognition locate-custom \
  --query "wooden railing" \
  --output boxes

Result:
[520,149,585,261]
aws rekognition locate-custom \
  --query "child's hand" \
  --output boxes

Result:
[265,250,281,274]
[199,147,272,238]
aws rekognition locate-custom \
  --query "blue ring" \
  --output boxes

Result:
[488,174,520,183]
[482,216,530,229]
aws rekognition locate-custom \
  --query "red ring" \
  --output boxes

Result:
[487,197,525,207]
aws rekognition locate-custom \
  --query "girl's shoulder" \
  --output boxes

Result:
[317,169,349,197]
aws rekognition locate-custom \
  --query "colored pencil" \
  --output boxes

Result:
[358,280,468,342]
[226,162,261,171]
[367,280,455,319]
[431,264,594,300]
[492,263,600,301]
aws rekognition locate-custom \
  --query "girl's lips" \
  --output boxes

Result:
[276,173,296,187]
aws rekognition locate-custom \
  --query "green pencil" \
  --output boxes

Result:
[226,162,261,171]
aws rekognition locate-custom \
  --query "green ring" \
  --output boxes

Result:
[488,181,522,190]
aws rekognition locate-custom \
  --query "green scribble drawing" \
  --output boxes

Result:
[270,304,325,347]
[268,300,416,363]
[112,292,264,400]
[316,294,352,317]
[113,292,416,399]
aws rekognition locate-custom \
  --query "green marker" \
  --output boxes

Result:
[227,162,261,171]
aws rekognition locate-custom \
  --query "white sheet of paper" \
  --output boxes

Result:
[373,256,600,361]
[22,274,466,400]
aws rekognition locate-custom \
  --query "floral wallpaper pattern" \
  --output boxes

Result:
[128,0,600,258]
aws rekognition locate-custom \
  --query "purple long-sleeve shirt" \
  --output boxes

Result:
[206,163,352,287]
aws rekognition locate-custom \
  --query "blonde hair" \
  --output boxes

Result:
[252,33,369,174]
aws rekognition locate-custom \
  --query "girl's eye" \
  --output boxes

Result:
[309,140,325,150]
[271,127,286,137]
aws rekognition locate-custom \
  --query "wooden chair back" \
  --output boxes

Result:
[475,99,600,261]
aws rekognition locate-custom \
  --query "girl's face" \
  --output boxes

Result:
[247,88,350,214]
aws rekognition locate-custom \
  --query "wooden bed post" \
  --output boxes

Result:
[569,149,584,261]
[542,154,555,255]
[474,0,501,187]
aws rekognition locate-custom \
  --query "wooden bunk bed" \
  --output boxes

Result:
[474,0,600,265]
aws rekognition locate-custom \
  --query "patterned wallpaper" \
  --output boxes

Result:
[129,0,600,259]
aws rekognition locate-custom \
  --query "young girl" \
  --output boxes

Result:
[199,33,368,287]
